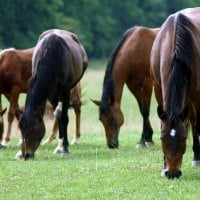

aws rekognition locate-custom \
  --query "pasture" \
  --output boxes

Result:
[0,60,200,199]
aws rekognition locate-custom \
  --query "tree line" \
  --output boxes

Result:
[0,0,199,58]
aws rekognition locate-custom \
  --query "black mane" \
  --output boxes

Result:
[166,13,194,124]
[100,27,136,114]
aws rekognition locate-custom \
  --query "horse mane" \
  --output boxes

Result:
[24,34,70,124]
[166,13,194,123]
[100,27,136,114]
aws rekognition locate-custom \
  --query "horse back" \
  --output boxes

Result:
[34,30,88,88]
[0,48,34,93]
[113,26,159,84]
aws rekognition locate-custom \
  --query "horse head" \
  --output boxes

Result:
[158,105,189,179]
[92,99,124,148]
[19,107,45,159]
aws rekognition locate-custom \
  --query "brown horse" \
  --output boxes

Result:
[0,47,33,146]
[17,29,88,159]
[151,8,200,179]
[92,26,159,148]
[0,47,82,147]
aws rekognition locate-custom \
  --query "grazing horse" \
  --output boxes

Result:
[0,47,33,146]
[151,8,200,179]
[0,47,83,147]
[18,29,88,159]
[92,26,159,148]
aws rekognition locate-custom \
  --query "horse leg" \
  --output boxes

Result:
[71,103,81,145]
[53,93,70,156]
[127,81,153,148]
[2,93,19,147]
[42,118,58,145]
[191,115,200,166]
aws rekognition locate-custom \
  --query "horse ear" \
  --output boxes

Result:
[157,105,167,120]
[180,105,189,121]
[90,99,101,106]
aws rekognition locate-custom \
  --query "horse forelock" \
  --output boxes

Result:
[100,27,136,115]
[166,13,194,123]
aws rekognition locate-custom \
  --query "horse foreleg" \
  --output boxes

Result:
[2,94,19,147]
[42,118,58,145]
[191,115,200,166]
[128,80,153,148]
[53,96,70,156]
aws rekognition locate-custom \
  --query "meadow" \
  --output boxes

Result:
[0,60,200,200]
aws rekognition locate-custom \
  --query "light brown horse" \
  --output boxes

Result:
[151,7,200,179]
[0,47,83,147]
[0,48,33,146]
[92,26,159,148]
[17,29,88,159]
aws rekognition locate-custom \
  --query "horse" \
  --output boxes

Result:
[92,26,159,148]
[0,47,83,147]
[17,29,88,159]
[151,7,200,179]
[0,47,33,146]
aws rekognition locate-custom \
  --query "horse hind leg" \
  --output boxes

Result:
[42,118,58,145]
[71,103,81,145]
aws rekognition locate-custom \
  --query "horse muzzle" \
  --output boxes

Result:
[165,170,182,179]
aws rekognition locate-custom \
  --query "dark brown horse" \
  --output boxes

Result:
[0,47,83,147]
[151,8,200,179]
[17,29,88,159]
[92,26,159,148]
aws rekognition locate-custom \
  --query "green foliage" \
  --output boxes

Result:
[1,0,200,57]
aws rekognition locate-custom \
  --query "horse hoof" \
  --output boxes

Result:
[15,150,23,160]
[60,152,70,157]
[145,141,154,147]
[71,138,79,145]
[0,143,7,148]
[136,143,146,149]
[1,140,9,147]
[53,147,64,154]
[161,167,168,177]
[192,160,200,167]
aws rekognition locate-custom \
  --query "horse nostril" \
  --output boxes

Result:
[165,170,182,179]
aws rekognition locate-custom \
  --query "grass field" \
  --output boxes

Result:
[0,60,200,200]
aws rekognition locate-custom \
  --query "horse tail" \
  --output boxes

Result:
[32,34,70,98]
[166,13,194,121]
[100,27,136,114]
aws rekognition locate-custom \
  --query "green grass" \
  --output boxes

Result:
[0,60,200,200]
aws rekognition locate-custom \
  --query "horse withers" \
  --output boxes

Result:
[92,26,159,149]
[151,8,200,178]
[18,29,88,159]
